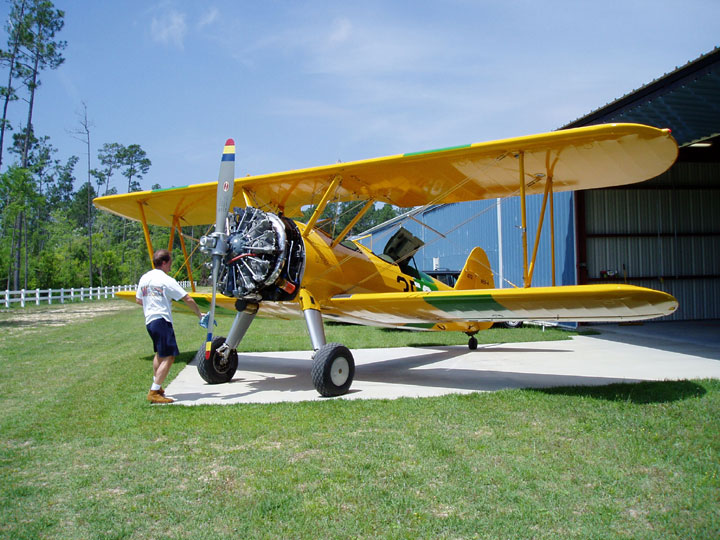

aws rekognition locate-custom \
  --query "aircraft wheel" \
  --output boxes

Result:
[499,320,523,329]
[311,343,355,397]
[468,336,478,350]
[195,336,238,384]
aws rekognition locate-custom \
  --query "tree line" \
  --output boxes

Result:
[0,1,401,293]
[0,0,163,291]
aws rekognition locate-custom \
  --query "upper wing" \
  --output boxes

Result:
[94,123,677,226]
[323,284,678,326]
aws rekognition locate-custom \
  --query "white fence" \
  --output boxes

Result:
[2,282,194,308]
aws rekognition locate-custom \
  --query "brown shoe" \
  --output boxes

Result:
[147,389,174,404]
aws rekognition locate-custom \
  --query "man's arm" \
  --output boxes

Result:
[135,298,143,306]
[181,294,203,320]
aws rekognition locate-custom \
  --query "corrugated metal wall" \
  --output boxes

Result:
[583,162,720,320]
[361,191,576,289]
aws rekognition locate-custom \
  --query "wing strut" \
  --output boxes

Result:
[550,178,556,286]
[518,150,561,288]
[527,175,553,287]
[137,201,155,267]
[518,151,529,287]
[303,174,342,237]
[330,199,375,248]
[165,215,197,292]
[176,219,196,292]
[241,188,255,208]
[168,216,176,251]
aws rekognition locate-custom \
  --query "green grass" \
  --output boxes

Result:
[1,301,718,539]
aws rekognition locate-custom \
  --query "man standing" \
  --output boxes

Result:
[136,249,204,403]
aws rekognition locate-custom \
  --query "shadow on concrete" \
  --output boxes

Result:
[170,344,650,405]
[585,320,720,362]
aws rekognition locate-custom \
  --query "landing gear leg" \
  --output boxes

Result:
[223,300,259,350]
[466,332,478,350]
[303,305,327,351]
[300,289,355,397]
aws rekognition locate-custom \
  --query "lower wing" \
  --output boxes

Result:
[117,284,677,328]
[324,284,678,327]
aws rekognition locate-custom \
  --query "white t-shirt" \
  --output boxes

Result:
[136,269,188,325]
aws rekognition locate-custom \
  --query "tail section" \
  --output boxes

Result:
[455,247,494,290]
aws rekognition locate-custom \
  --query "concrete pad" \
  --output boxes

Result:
[166,323,720,405]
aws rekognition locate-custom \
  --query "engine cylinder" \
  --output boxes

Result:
[208,207,305,302]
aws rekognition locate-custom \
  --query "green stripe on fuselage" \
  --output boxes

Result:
[415,270,439,292]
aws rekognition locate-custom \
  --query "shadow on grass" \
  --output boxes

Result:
[141,349,197,366]
[531,380,706,404]
[0,319,43,329]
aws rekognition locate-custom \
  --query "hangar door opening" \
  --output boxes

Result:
[578,149,720,321]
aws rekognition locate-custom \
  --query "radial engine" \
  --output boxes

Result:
[199,207,305,302]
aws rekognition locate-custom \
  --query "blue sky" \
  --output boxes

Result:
[1,0,718,192]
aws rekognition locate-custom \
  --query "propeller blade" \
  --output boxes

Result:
[215,138,236,234]
[205,138,236,359]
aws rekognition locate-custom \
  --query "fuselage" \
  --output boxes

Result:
[297,221,446,300]
[254,219,452,325]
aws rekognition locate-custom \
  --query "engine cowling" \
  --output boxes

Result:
[200,207,305,302]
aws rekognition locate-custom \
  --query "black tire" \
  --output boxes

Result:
[468,336,478,350]
[495,321,523,328]
[195,336,238,384]
[311,343,355,397]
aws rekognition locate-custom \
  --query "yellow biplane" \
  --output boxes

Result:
[94,123,679,396]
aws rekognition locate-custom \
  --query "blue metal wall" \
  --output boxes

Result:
[360,192,577,288]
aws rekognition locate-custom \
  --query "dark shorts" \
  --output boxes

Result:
[146,318,180,358]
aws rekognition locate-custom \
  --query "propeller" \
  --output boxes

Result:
[204,138,236,359]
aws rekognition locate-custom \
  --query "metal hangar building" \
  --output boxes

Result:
[360,48,720,321]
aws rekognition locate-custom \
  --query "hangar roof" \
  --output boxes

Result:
[562,48,720,147]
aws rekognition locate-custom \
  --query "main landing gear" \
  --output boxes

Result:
[301,290,355,397]
[196,291,356,397]
[312,343,355,397]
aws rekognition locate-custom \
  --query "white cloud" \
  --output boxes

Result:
[151,9,187,49]
[328,18,352,43]
[198,7,219,28]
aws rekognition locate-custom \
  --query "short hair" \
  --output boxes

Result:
[153,249,171,269]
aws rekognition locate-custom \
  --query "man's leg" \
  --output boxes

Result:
[154,355,175,386]
[148,355,175,403]
[153,353,161,379]
[151,353,168,393]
